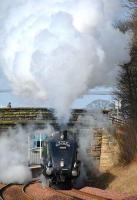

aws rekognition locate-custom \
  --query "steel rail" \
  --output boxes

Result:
[0,183,17,200]
[72,189,106,200]
[59,188,106,200]
[22,179,40,200]
[0,183,32,200]
[22,183,34,200]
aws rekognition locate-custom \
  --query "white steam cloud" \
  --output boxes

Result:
[0,126,32,184]
[0,123,55,184]
[74,110,112,187]
[0,0,131,118]
[76,110,111,166]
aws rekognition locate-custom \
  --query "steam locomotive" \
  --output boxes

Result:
[41,130,80,189]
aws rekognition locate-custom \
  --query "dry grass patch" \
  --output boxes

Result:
[107,160,137,195]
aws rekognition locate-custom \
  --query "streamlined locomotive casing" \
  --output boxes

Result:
[41,131,80,188]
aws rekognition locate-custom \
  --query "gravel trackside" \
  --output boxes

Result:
[2,185,26,200]
[80,187,134,200]
[60,189,105,200]
[25,182,73,200]
[2,182,137,200]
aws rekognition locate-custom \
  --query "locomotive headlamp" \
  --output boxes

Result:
[46,167,53,176]
[60,159,64,167]
[72,169,78,177]
[48,161,52,167]
[74,162,77,168]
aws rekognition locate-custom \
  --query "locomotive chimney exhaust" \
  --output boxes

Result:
[60,130,68,140]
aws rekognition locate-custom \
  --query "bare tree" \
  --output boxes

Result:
[116,1,137,163]
[117,2,137,125]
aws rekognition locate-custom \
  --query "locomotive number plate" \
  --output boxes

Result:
[56,141,70,147]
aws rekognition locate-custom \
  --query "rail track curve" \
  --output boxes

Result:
[0,180,132,200]
[24,181,107,200]
[0,182,33,200]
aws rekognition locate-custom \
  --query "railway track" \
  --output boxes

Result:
[0,181,131,200]
[0,182,33,200]
[24,180,73,200]
[59,188,106,200]
[24,181,107,200]
[0,184,6,200]
[0,184,6,190]
[23,180,40,200]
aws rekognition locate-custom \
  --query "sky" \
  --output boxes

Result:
[0,75,114,108]
[0,66,113,108]
[0,90,113,109]
[0,68,113,108]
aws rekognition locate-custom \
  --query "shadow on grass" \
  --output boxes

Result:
[86,172,116,189]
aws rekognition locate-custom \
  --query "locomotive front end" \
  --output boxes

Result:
[42,130,80,188]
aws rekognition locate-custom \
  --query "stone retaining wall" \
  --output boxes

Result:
[90,128,120,171]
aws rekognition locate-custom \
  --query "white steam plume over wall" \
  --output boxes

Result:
[0,0,131,118]
[0,127,32,184]
[0,123,55,184]
[75,110,111,167]
[74,110,112,187]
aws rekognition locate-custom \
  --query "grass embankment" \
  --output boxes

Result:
[97,126,137,195]
[106,126,137,195]
[106,160,137,194]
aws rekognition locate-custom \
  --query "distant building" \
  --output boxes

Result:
[28,132,49,166]
[7,102,11,108]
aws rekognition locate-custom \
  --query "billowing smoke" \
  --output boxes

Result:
[74,110,112,187]
[0,0,131,119]
[76,110,111,162]
[0,123,55,184]
[0,126,32,184]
